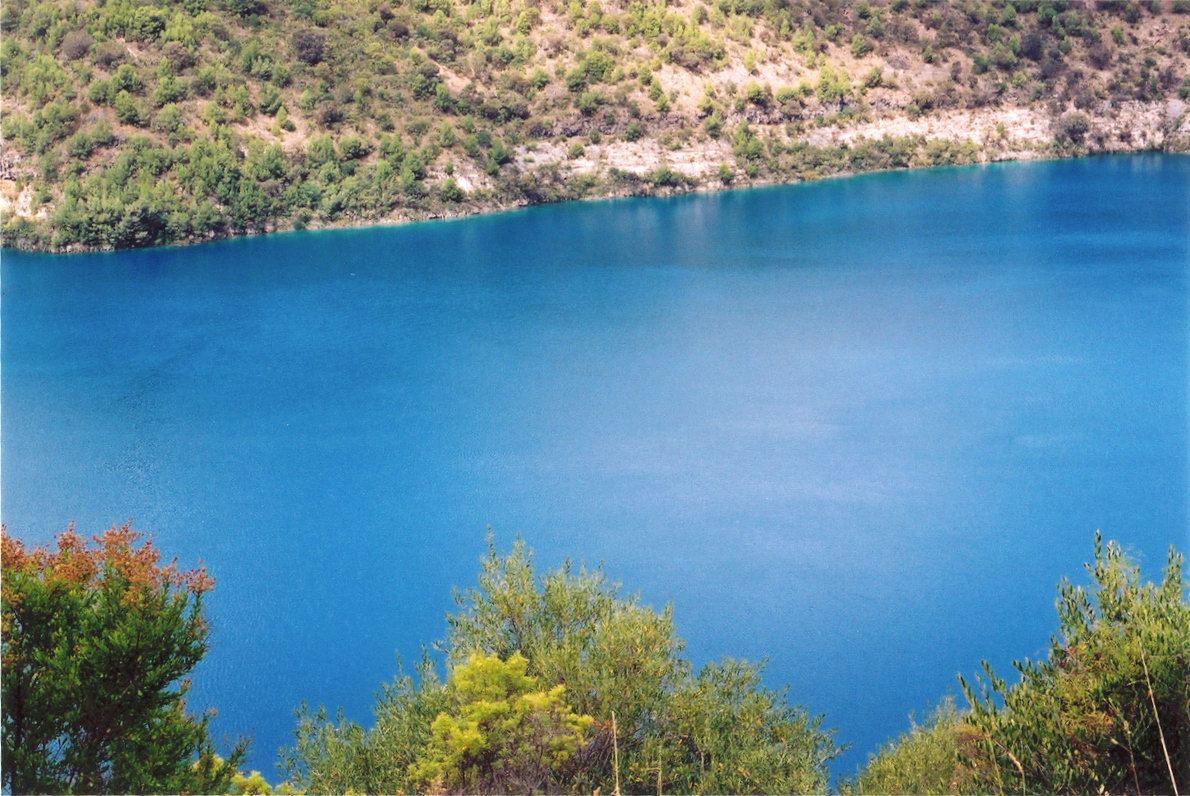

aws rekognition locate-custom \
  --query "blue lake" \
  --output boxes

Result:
[3,154,1188,779]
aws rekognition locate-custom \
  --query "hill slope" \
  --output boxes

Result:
[2,0,1189,250]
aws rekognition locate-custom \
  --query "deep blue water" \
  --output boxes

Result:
[3,155,1188,780]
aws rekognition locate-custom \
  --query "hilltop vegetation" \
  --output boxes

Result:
[2,0,1190,250]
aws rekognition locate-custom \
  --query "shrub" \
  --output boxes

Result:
[743,82,771,107]
[259,84,283,116]
[113,90,146,125]
[1,524,248,793]
[93,40,127,68]
[407,654,593,793]
[281,537,840,795]
[339,136,371,160]
[60,30,93,60]
[960,534,1189,794]
[841,700,971,795]
[1054,111,1091,144]
[112,63,144,94]
[292,29,325,65]
[162,40,196,71]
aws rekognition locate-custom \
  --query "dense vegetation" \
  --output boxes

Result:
[3,526,1187,794]
[2,0,1189,250]
[0,524,248,794]
[280,537,840,793]
[843,532,1189,795]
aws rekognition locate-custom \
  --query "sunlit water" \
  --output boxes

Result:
[3,155,1187,779]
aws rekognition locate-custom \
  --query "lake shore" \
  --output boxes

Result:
[4,98,1188,253]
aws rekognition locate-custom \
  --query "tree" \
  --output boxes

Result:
[282,536,840,794]
[292,29,325,65]
[656,659,838,795]
[840,700,976,795]
[960,533,1189,795]
[1,523,247,794]
[846,535,1189,795]
[444,536,839,794]
[279,654,450,795]
[408,653,593,794]
[443,537,689,791]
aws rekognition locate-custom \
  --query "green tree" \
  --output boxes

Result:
[443,537,688,792]
[408,653,593,794]
[960,533,1189,795]
[1,523,247,794]
[444,537,839,794]
[283,537,839,794]
[656,658,839,794]
[279,654,449,794]
[841,699,975,795]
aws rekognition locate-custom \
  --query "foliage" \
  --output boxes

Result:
[840,699,975,795]
[442,537,693,791]
[960,533,1189,795]
[2,0,1187,250]
[1,523,247,794]
[408,653,593,794]
[279,654,450,794]
[282,536,840,794]
[655,658,840,795]
[846,535,1189,795]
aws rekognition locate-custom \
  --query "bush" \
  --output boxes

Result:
[93,40,127,68]
[162,40,196,71]
[112,63,144,94]
[841,700,971,795]
[281,537,840,795]
[744,82,771,107]
[2,524,248,793]
[60,30,93,60]
[292,29,325,65]
[960,534,1189,794]
[259,84,283,116]
[848,535,1189,795]
[1054,111,1091,144]
[575,90,603,115]
[113,90,147,125]
[407,654,593,794]
[339,136,371,160]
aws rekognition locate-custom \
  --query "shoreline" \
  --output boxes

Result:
[3,127,1187,255]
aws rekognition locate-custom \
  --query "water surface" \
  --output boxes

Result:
[3,155,1187,777]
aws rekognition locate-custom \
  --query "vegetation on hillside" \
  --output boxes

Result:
[2,0,1189,250]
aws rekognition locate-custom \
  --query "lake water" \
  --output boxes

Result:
[3,155,1188,780]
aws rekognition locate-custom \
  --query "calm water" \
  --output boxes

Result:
[3,155,1188,778]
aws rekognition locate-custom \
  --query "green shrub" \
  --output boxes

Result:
[280,537,840,795]
[1,525,248,793]
[960,534,1189,795]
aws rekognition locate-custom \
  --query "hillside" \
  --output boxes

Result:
[2,0,1189,251]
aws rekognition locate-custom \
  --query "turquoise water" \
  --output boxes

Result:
[3,155,1187,778]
